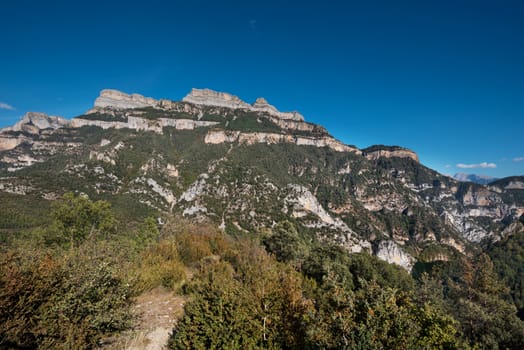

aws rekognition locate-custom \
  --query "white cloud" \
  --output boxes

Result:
[444,164,451,168]
[0,102,15,110]
[514,157,524,162]
[456,162,497,169]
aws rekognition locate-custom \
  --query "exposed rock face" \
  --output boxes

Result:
[285,184,370,253]
[0,112,70,151]
[286,184,338,225]
[183,88,304,121]
[251,97,304,121]
[505,181,524,190]
[204,130,361,154]
[364,146,419,162]
[71,117,218,134]
[183,88,251,110]
[267,117,317,132]
[89,88,306,121]
[2,112,70,135]
[0,135,28,152]
[375,240,415,271]
[461,187,503,207]
[94,89,158,110]
[252,97,276,112]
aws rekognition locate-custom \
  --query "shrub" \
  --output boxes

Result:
[167,223,230,265]
[0,248,132,349]
[134,239,186,292]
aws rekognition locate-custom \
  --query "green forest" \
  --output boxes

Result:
[1,193,524,349]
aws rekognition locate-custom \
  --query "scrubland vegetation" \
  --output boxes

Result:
[1,193,524,349]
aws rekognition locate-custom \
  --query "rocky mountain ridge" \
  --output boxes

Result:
[0,88,359,155]
[1,88,523,271]
[90,88,305,121]
[453,172,498,185]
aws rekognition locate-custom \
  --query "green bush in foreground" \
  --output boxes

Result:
[0,248,132,349]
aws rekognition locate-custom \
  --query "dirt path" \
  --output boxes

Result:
[102,287,187,350]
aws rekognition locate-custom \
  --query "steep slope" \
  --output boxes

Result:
[1,88,523,270]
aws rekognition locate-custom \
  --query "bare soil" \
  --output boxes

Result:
[100,287,187,350]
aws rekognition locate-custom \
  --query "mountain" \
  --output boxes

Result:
[453,172,499,185]
[1,88,523,271]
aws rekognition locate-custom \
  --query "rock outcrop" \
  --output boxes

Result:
[0,135,29,152]
[183,88,304,121]
[505,181,524,190]
[2,112,69,135]
[252,97,276,112]
[363,146,419,162]
[88,88,305,121]
[182,88,252,110]
[375,240,415,271]
[93,89,158,110]
[0,112,70,151]
[204,129,361,154]
[250,97,304,121]
[72,117,219,134]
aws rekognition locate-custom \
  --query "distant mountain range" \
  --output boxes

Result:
[453,173,499,185]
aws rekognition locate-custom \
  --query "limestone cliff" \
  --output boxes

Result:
[375,241,415,271]
[71,117,218,134]
[182,88,252,110]
[250,97,304,121]
[3,112,69,135]
[183,88,304,121]
[0,135,29,152]
[203,129,361,154]
[0,112,70,151]
[93,89,158,110]
[363,145,419,162]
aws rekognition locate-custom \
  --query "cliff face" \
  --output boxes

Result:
[0,135,28,152]
[88,88,306,122]
[0,112,71,151]
[93,89,158,110]
[71,117,219,134]
[363,146,419,162]
[183,88,305,121]
[182,88,252,110]
[203,130,361,154]
[2,112,69,134]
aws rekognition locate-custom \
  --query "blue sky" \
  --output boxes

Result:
[1,0,523,178]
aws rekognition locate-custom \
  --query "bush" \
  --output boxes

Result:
[169,241,313,349]
[134,239,186,292]
[0,248,132,349]
[165,223,230,265]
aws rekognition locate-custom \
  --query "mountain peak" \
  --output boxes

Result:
[91,88,306,121]
[2,112,69,134]
[453,173,498,185]
[181,88,304,121]
[93,89,158,110]
[182,88,251,110]
[251,97,276,112]
[182,88,304,120]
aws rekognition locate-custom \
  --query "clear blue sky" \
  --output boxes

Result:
[1,0,523,178]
